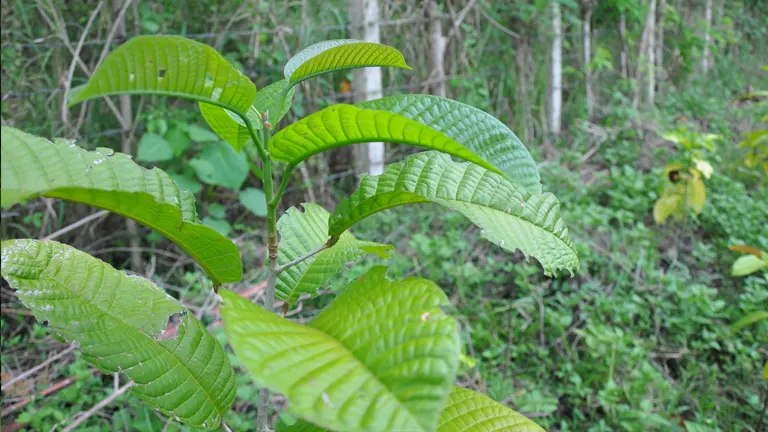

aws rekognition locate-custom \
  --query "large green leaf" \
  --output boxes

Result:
[284,40,410,86]
[1,240,236,429]
[330,152,579,277]
[276,203,393,305]
[437,387,545,432]
[270,104,501,176]
[190,142,250,190]
[220,267,460,432]
[0,126,241,284]
[359,95,541,193]
[68,35,256,116]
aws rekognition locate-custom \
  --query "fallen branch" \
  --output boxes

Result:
[61,381,135,432]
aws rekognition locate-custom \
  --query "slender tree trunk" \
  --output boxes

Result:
[114,0,141,273]
[702,0,713,75]
[647,0,656,106]
[582,4,594,118]
[349,0,384,175]
[550,0,562,136]
[428,1,446,97]
[619,9,629,80]
[656,0,667,92]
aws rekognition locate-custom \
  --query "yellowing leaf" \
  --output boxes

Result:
[694,158,714,179]
[732,254,767,276]
[687,175,706,213]
[654,190,683,224]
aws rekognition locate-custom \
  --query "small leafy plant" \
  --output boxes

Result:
[653,127,718,224]
[1,35,579,431]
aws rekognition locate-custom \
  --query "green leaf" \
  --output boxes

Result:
[731,310,768,332]
[166,126,192,156]
[284,40,411,86]
[276,203,393,305]
[1,239,236,429]
[68,35,256,117]
[202,217,232,237]
[220,266,460,432]
[437,387,545,431]
[253,79,295,124]
[190,142,249,190]
[188,124,222,143]
[1,126,241,284]
[170,173,202,194]
[270,104,505,177]
[136,133,174,162]
[239,188,267,217]
[359,95,541,193]
[732,254,767,276]
[198,103,259,151]
[208,203,227,219]
[330,151,579,277]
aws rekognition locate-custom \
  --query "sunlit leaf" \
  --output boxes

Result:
[437,387,545,431]
[732,254,767,276]
[284,40,410,86]
[330,152,579,277]
[1,240,236,429]
[69,35,256,116]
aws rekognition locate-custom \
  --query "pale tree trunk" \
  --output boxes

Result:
[550,0,562,136]
[647,0,656,106]
[656,0,667,92]
[619,9,629,80]
[701,0,713,75]
[115,0,141,273]
[582,1,594,118]
[427,1,446,97]
[349,0,384,175]
[633,0,656,109]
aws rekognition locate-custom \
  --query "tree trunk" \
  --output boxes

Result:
[647,0,656,106]
[427,1,446,98]
[582,4,594,118]
[656,0,667,92]
[349,0,384,175]
[619,9,629,80]
[550,0,562,136]
[702,0,713,75]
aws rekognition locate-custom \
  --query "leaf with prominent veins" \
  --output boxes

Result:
[330,151,579,277]
[221,267,460,432]
[276,203,393,305]
[1,240,236,430]
[359,94,541,193]
[1,126,241,284]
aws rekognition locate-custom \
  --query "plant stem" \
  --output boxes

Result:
[275,236,339,274]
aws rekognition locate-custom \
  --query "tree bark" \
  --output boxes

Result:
[582,2,594,118]
[647,0,656,106]
[427,1,447,98]
[550,0,562,136]
[619,9,629,80]
[702,0,713,75]
[349,0,384,175]
[656,0,667,92]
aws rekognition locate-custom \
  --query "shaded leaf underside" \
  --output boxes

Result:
[1,240,236,429]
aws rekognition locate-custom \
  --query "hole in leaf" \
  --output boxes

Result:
[204,72,214,87]
[158,69,166,79]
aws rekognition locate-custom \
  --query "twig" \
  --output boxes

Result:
[43,210,109,241]
[477,5,519,39]
[1,344,77,392]
[61,1,103,127]
[274,237,338,274]
[61,381,135,432]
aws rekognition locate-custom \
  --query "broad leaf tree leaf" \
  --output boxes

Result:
[284,39,411,86]
[0,126,241,284]
[69,35,256,115]
[0,240,236,429]
[221,267,460,432]
[359,95,541,193]
[330,151,579,276]
[270,104,504,176]
[253,78,296,124]
[437,387,545,431]
[276,203,393,305]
